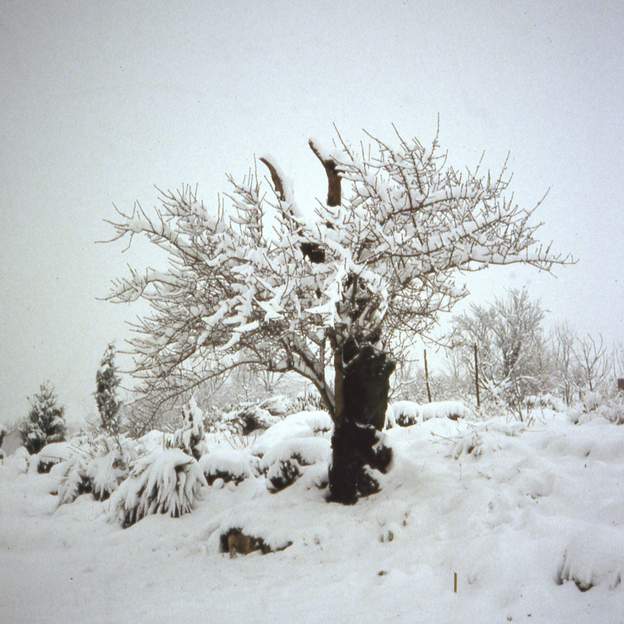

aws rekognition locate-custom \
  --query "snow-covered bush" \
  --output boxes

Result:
[524,393,566,412]
[290,387,323,414]
[199,448,259,485]
[252,410,333,457]
[57,454,92,505]
[450,420,524,460]
[88,449,129,501]
[387,400,470,427]
[37,441,75,473]
[110,449,206,528]
[204,401,281,437]
[570,393,624,426]
[57,434,134,505]
[20,382,66,454]
[261,437,331,492]
[229,404,279,436]
[258,395,291,417]
[557,531,624,592]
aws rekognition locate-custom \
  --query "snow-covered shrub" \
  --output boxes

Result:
[231,404,280,436]
[261,437,331,492]
[20,382,66,454]
[165,396,206,460]
[570,393,624,426]
[199,448,259,485]
[37,441,74,473]
[557,531,623,591]
[525,393,566,412]
[258,395,291,417]
[57,454,92,505]
[450,421,524,460]
[290,387,323,414]
[87,449,129,501]
[110,449,206,528]
[387,400,470,428]
[57,435,134,505]
[252,410,333,457]
[386,401,420,427]
[205,401,281,437]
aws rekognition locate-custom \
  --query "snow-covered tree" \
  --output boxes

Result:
[106,127,568,502]
[95,343,122,436]
[165,395,205,460]
[550,323,581,406]
[452,288,552,412]
[20,382,66,454]
[573,333,610,397]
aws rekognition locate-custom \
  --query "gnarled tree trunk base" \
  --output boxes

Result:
[328,343,395,504]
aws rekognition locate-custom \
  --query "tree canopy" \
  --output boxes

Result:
[106,127,568,421]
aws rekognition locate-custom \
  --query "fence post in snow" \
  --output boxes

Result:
[474,344,481,409]
[424,349,432,403]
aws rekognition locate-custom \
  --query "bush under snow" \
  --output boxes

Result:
[199,449,259,486]
[262,437,331,493]
[387,400,470,427]
[252,410,333,457]
[110,449,206,528]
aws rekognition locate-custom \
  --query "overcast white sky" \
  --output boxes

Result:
[1,0,623,426]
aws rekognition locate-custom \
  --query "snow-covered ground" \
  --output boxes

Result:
[1,410,623,623]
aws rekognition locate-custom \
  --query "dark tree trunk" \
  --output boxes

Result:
[328,339,396,504]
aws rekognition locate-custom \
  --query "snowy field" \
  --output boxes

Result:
[1,410,623,624]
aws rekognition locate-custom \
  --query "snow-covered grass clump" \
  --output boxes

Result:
[387,400,470,427]
[570,392,624,426]
[110,449,206,528]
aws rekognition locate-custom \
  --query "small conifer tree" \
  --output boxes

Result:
[20,382,66,454]
[95,343,122,436]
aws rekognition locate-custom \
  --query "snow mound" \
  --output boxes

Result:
[557,529,623,591]
[252,410,333,457]
[387,400,470,427]
[110,449,206,527]
[449,420,524,459]
[199,448,259,485]
[262,437,331,493]
[37,441,75,473]
[136,430,165,453]
[262,436,331,467]
[258,395,291,416]
[3,446,30,474]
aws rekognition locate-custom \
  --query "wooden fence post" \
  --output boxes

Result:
[424,349,432,403]
[473,344,480,409]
